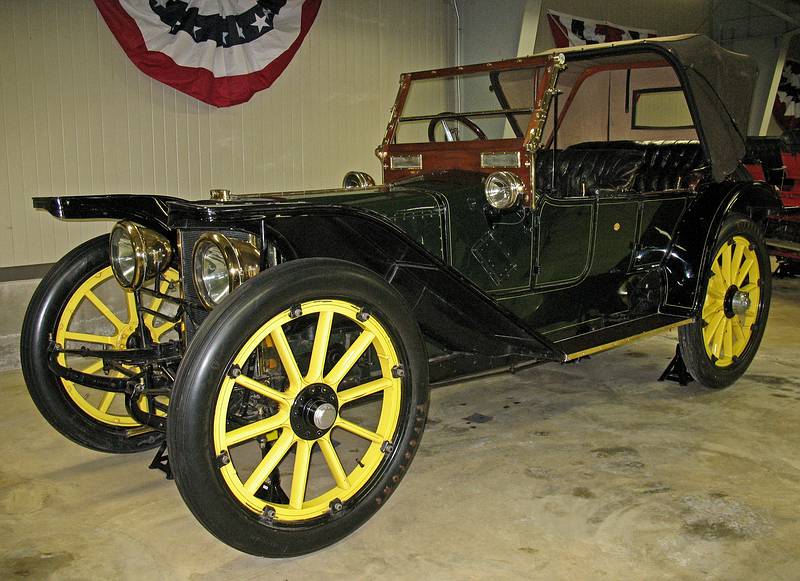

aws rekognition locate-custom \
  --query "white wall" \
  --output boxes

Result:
[0,0,454,268]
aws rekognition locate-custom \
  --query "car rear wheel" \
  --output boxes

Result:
[678,215,771,388]
[167,259,429,557]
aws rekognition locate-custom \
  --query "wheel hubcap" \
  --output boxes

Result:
[291,383,338,439]
[729,289,751,317]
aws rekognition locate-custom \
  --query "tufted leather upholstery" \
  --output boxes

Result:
[561,140,708,193]
[633,141,707,191]
[535,147,644,198]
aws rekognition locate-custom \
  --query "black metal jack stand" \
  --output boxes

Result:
[658,344,694,386]
[149,441,173,480]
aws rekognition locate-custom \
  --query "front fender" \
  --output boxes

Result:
[33,193,564,368]
[169,200,564,364]
[662,180,782,316]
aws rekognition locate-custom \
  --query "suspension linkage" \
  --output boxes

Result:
[46,340,182,393]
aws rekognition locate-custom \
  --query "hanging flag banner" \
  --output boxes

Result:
[547,10,657,48]
[775,59,800,131]
[95,0,322,107]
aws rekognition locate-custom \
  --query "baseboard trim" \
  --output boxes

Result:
[0,263,54,282]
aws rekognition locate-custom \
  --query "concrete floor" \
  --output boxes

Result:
[1,278,799,580]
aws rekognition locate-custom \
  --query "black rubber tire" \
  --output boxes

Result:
[678,215,772,388]
[167,258,429,557]
[20,235,164,453]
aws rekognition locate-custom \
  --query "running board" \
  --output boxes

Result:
[556,315,693,361]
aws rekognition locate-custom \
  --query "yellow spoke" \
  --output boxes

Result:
[723,319,734,359]
[710,260,724,287]
[731,242,745,282]
[712,316,726,358]
[234,374,290,406]
[740,282,758,294]
[97,391,116,413]
[318,436,350,490]
[84,290,125,331]
[151,321,177,342]
[289,440,312,510]
[325,330,375,388]
[74,360,104,375]
[335,418,383,444]
[735,258,755,287]
[270,326,303,392]
[305,311,334,383]
[244,430,295,496]
[63,331,117,346]
[338,378,393,406]
[703,310,725,344]
[706,283,725,300]
[720,244,732,285]
[732,319,749,353]
[225,413,287,448]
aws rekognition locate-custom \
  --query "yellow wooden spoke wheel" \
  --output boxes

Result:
[55,266,180,426]
[702,235,761,367]
[678,216,771,388]
[214,300,402,520]
[167,259,429,557]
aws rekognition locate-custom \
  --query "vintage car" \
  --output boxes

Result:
[21,34,781,556]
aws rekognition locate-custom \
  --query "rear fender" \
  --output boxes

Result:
[661,181,782,316]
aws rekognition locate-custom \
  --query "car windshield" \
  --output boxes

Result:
[395,66,546,144]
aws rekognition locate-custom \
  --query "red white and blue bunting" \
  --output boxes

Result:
[95,0,322,107]
[546,10,656,48]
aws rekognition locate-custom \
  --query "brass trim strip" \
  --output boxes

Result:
[564,319,693,361]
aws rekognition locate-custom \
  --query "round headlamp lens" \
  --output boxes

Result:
[485,171,524,210]
[198,243,231,306]
[193,233,261,310]
[109,221,172,289]
[111,228,137,286]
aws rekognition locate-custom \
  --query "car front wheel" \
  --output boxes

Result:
[167,258,429,557]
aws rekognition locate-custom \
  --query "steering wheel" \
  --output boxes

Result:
[428,112,488,142]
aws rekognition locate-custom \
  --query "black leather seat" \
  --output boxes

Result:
[535,147,644,198]
[634,140,707,191]
[562,140,708,192]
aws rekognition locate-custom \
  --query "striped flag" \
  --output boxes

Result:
[547,10,657,48]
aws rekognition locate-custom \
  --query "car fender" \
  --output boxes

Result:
[661,180,782,317]
[33,194,565,369]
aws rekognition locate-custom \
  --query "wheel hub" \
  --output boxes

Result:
[723,285,751,318]
[290,383,338,440]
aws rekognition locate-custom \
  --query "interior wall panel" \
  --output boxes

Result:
[0,0,454,267]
